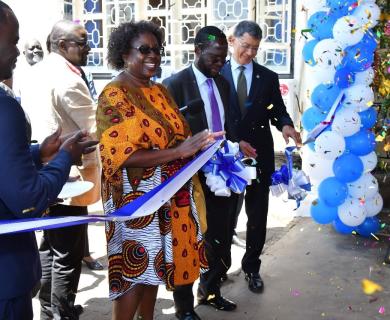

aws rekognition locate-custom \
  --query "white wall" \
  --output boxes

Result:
[4,0,64,54]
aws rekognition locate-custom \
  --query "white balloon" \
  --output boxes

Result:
[313,39,344,70]
[302,146,334,181]
[347,178,366,199]
[343,85,375,112]
[314,131,346,160]
[360,151,378,173]
[332,108,361,137]
[365,192,383,217]
[333,16,364,47]
[347,172,378,199]
[338,197,367,226]
[306,65,336,88]
[354,3,381,28]
[354,68,375,86]
[362,173,379,198]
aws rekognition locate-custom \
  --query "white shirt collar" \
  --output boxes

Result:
[191,63,210,85]
[230,57,253,72]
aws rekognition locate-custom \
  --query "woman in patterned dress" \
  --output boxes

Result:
[96,21,222,320]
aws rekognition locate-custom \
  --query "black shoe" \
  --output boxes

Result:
[232,234,246,248]
[175,310,202,320]
[198,295,237,311]
[83,258,104,270]
[245,273,264,293]
[74,305,84,316]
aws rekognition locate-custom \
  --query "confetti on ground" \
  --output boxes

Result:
[290,289,301,297]
[369,296,378,303]
[361,278,383,295]
[379,306,385,314]
[267,104,274,110]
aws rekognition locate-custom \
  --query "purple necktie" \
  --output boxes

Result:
[206,78,223,134]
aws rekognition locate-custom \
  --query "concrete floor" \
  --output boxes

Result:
[32,197,390,320]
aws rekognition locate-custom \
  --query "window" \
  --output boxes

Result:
[64,0,73,20]
[77,0,294,77]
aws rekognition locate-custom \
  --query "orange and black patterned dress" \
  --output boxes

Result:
[96,80,207,300]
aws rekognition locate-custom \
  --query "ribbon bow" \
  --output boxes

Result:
[270,146,311,208]
[202,140,256,197]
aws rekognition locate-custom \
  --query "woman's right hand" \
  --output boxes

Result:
[176,130,225,159]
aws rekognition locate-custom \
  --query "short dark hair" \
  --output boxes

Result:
[233,21,262,40]
[0,1,12,23]
[194,26,226,49]
[107,21,163,70]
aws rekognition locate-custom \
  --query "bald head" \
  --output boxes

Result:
[49,20,90,66]
[23,38,43,65]
[0,1,11,22]
[49,20,84,53]
[0,1,20,81]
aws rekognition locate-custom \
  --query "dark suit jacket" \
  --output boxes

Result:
[162,66,238,142]
[221,60,294,185]
[0,88,72,299]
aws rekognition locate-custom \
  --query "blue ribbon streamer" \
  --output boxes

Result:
[0,141,223,235]
[202,141,248,194]
[271,146,311,208]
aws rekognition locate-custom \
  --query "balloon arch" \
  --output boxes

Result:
[300,0,383,236]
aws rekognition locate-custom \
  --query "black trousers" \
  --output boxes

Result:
[0,293,33,320]
[39,204,87,320]
[235,176,270,274]
[173,176,238,313]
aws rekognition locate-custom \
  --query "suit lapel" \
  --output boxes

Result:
[221,61,242,119]
[184,67,202,101]
[214,76,229,114]
[248,62,264,108]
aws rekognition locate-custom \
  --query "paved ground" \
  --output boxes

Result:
[32,196,390,320]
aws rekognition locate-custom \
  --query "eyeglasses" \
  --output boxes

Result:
[61,39,90,49]
[237,39,259,53]
[131,45,165,56]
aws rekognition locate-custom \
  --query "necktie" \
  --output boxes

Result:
[237,65,247,115]
[206,78,223,133]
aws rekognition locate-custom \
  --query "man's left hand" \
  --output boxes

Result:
[40,127,63,163]
[282,125,302,147]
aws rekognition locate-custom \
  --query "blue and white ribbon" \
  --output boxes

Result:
[270,146,311,208]
[0,140,224,235]
[303,92,345,145]
[202,140,256,197]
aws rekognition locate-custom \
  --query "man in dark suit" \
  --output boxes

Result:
[0,3,97,319]
[163,26,238,320]
[221,21,301,294]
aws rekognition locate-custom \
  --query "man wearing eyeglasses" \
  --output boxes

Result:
[221,21,301,294]
[23,20,100,319]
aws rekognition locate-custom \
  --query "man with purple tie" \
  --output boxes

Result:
[163,26,238,320]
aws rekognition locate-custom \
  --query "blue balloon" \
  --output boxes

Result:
[318,177,348,207]
[307,11,337,40]
[334,67,355,89]
[359,108,377,129]
[333,153,363,182]
[310,199,338,224]
[342,44,374,72]
[361,31,378,52]
[311,83,341,112]
[302,39,318,66]
[345,129,376,156]
[302,107,327,131]
[327,0,356,15]
[333,216,355,235]
[356,217,380,238]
